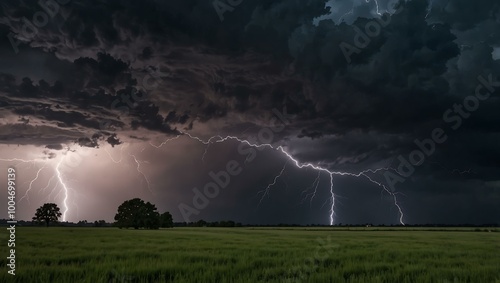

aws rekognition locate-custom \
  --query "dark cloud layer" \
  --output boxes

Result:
[0,0,499,224]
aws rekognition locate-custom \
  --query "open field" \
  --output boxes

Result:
[1,227,499,282]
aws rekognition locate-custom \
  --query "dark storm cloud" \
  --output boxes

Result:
[428,0,500,31]
[106,133,122,147]
[45,143,63,150]
[297,129,324,140]
[0,47,182,146]
[0,0,496,156]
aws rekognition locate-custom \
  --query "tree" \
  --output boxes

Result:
[77,220,88,227]
[160,211,174,228]
[219,220,235,227]
[196,219,207,227]
[32,203,62,227]
[114,198,160,229]
[94,220,107,227]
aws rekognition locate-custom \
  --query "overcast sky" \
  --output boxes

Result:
[0,0,499,225]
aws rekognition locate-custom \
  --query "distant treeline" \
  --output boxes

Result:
[0,219,112,227]
[1,219,498,228]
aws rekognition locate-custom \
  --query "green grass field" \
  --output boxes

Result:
[1,227,499,282]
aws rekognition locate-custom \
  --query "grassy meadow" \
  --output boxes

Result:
[1,227,499,282]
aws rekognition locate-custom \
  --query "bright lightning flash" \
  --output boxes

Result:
[257,161,288,206]
[2,128,408,225]
[151,131,406,225]
[301,171,321,207]
[0,144,154,222]
[0,156,71,221]
[55,158,70,221]
[130,154,153,194]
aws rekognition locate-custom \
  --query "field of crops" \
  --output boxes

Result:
[1,227,499,282]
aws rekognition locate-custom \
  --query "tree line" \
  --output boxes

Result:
[31,198,173,229]
[25,201,500,228]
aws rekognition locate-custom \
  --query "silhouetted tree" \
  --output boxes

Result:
[160,212,174,228]
[114,198,160,229]
[32,203,62,227]
[94,220,107,227]
[196,219,207,227]
[219,220,235,227]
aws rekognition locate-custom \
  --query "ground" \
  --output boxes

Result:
[1,227,499,282]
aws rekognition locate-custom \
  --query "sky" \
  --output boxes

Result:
[0,0,499,225]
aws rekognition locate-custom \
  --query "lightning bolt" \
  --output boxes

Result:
[328,173,335,225]
[1,130,407,225]
[358,171,404,225]
[0,157,45,166]
[0,156,74,222]
[301,171,321,207]
[1,148,114,222]
[425,0,434,18]
[55,158,70,222]
[19,165,47,204]
[45,179,60,202]
[104,143,128,163]
[149,135,181,149]
[338,6,354,23]
[257,161,288,206]
[106,144,160,196]
[130,154,153,194]
[1,157,52,206]
[170,131,406,225]
[429,160,474,176]
[40,174,56,194]
[366,0,382,16]
[180,132,220,162]
[337,0,386,23]
[201,136,219,162]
